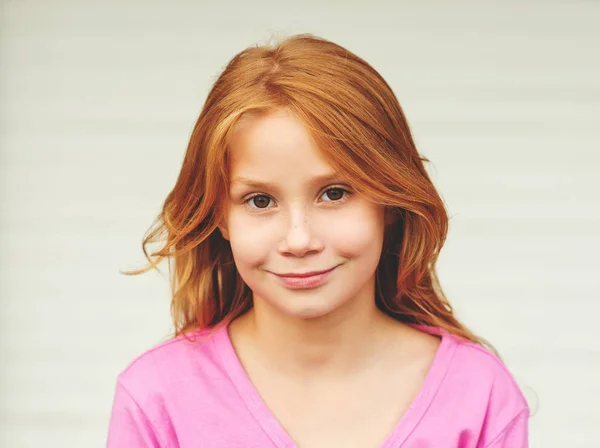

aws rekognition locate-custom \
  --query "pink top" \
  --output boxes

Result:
[107,323,529,447]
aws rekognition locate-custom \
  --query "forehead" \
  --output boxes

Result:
[228,109,336,182]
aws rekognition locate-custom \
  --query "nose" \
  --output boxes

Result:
[277,211,324,257]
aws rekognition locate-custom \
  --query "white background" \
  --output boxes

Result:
[1,1,599,446]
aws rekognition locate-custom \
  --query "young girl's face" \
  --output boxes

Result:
[221,108,386,321]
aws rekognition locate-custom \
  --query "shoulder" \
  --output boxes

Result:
[115,327,223,403]
[403,324,528,410]
[444,333,530,443]
[108,326,239,445]
[408,324,530,442]
[450,335,528,407]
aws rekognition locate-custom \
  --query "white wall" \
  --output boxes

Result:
[1,1,599,446]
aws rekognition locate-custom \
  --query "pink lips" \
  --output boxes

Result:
[274,266,338,289]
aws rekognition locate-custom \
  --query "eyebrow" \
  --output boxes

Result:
[230,173,345,190]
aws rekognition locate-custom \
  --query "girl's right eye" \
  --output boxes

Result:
[245,194,273,210]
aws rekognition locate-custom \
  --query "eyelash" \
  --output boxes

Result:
[243,186,352,213]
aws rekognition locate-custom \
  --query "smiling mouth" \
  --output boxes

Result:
[274,266,337,278]
[271,265,339,290]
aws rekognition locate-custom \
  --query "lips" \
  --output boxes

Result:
[275,267,336,278]
[272,265,339,290]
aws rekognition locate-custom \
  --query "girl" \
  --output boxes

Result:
[107,33,529,447]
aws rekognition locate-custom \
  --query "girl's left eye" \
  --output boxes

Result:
[320,187,350,202]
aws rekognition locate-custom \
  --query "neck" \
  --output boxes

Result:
[229,284,403,378]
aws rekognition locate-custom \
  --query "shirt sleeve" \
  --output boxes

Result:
[485,409,529,448]
[106,379,164,448]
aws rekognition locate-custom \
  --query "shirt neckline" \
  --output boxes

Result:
[213,321,458,448]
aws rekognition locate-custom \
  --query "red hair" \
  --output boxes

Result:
[124,33,494,351]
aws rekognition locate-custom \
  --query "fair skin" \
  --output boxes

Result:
[219,108,440,448]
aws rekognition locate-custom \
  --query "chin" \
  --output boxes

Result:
[288,307,336,321]
[274,295,350,321]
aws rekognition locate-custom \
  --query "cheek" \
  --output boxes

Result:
[226,212,273,268]
[327,206,385,260]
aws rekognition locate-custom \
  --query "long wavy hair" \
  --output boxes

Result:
[124,33,493,351]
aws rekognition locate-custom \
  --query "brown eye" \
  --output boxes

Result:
[251,195,271,208]
[324,188,346,201]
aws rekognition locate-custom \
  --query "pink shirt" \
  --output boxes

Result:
[107,324,529,447]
